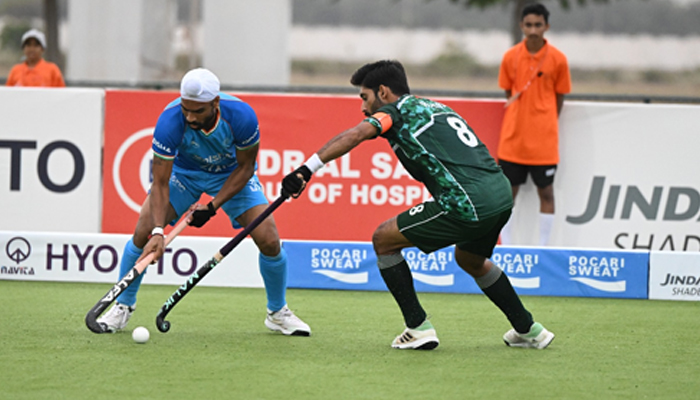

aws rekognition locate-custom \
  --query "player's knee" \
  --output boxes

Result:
[256,237,281,257]
[371,229,385,254]
[455,249,488,277]
[371,225,394,255]
[457,260,483,276]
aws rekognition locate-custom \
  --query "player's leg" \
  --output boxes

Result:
[225,176,310,336]
[238,206,309,336]
[229,177,286,312]
[377,202,466,349]
[532,165,557,246]
[99,169,194,332]
[118,168,195,307]
[456,249,534,333]
[455,210,554,349]
[498,160,527,244]
[236,203,285,309]
[373,217,427,329]
[98,195,180,331]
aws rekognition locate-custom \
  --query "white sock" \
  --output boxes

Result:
[539,213,554,246]
[500,218,513,245]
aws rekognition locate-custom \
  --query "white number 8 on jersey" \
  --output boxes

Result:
[409,204,425,216]
[447,116,478,148]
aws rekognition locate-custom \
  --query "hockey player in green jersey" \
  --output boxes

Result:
[283,60,553,351]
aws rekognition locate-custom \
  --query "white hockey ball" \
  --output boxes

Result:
[132,326,150,344]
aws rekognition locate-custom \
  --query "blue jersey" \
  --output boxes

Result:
[152,93,260,174]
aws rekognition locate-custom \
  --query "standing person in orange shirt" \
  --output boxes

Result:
[497,3,571,246]
[6,29,65,87]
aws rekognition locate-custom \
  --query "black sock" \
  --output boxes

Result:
[478,270,533,334]
[379,260,426,329]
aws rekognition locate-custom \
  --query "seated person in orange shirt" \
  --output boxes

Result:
[6,29,65,87]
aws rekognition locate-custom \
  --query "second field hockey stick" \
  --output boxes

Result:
[85,213,191,334]
[155,194,288,333]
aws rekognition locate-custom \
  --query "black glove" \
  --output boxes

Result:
[190,201,217,227]
[282,165,312,198]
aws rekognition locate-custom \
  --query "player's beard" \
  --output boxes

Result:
[189,108,218,130]
[363,97,385,117]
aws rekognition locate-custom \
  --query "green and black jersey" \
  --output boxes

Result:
[365,94,512,221]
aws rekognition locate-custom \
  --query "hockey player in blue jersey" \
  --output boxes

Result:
[98,68,311,336]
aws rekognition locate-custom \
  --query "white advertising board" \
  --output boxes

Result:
[649,251,700,301]
[510,101,700,251]
[0,231,263,288]
[0,87,103,233]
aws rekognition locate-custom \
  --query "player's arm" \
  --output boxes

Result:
[214,144,258,207]
[188,143,258,227]
[150,155,174,227]
[317,121,378,164]
[136,155,173,264]
[282,120,379,198]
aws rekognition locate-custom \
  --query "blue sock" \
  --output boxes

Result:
[259,248,287,312]
[115,238,144,307]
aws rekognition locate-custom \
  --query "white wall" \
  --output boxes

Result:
[202,0,290,86]
[66,0,290,85]
[62,2,699,84]
[290,26,700,71]
[66,0,175,82]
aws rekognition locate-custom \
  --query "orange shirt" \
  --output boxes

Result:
[6,58,65,87]
[498,39,570,165]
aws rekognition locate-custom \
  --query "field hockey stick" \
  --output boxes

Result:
[85,213,192,334]
[156,194,288,333]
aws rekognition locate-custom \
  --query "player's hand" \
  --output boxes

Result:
[190,201,217,227]
[137,233,165,265]
[282,165,312,198]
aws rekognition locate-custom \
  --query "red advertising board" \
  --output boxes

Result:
[102,90,504,241]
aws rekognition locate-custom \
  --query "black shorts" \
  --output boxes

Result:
[499,160,557,188]
[397,201,511,258]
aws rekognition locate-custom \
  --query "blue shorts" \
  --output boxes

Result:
[168,165,268,229]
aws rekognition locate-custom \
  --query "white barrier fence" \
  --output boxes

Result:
[0,231,262,288]
[0,88,103,232]
[1,230,698,301]
[495,101,700,251]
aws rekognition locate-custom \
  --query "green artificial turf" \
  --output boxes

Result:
[1,280,698,400]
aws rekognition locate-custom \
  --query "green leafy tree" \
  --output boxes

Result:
[449,0,613,44]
